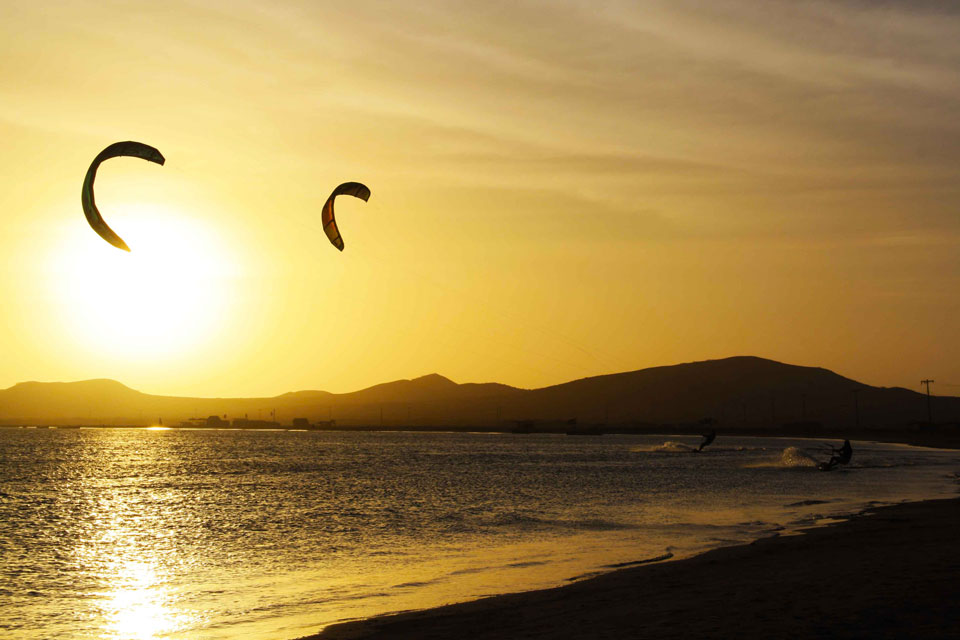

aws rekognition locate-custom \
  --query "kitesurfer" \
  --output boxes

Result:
[821,439,852,471]
[697,430,716,452]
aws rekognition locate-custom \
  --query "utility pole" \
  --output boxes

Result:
[852,389,860,429]
[380,405,384,427]
[801,394,807,421]
[921,380,935,425]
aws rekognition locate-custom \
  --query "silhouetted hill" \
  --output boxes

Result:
[1,357,957,430]
[500,356,940,428]
[1,379,148,418]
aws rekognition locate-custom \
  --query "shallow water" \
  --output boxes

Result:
[1,429,958,639]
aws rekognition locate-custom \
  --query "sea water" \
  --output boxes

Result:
[1,429,958,639]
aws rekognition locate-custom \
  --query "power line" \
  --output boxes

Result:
[921,379,935,425]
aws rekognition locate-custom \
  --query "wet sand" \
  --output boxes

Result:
[304,497,960,640]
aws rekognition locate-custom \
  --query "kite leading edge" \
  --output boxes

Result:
[81,141,165,251]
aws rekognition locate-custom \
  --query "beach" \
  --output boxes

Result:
[308,497,960,640]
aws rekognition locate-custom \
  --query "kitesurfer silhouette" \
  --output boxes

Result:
[821,439,852,471]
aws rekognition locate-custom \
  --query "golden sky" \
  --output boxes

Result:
[1,1,958,397]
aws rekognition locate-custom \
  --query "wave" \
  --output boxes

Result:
[786,499,831,507]
[566,551,674,582]
[653,441,698,453]
[436,509,637,534]
[632,443,767,454]
[487,513,636,532]
[744,446,819,469]
[392,580,433,589]
[602,552,674,569]
[507,560,548,569]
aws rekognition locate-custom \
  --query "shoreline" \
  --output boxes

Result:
[7,424,959,451]
[303,496,960,639]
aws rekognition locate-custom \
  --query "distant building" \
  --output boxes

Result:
[177,415,229,428]
[292,419,337,430]
[231,418,281,429]
[511,420,535,434]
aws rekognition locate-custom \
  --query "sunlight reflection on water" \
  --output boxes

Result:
[63,429,197,638]
[1,430,958,639]
[100,561,181,640]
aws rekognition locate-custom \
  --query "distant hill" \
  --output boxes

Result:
[1,357,957,430]
[0,372,522,426]
[501,356,956,429]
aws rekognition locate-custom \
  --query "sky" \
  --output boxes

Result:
[1,0,958,397]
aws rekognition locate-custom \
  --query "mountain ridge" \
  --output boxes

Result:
[1,356,956,428]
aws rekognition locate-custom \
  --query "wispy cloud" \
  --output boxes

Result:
[1,0,958,392]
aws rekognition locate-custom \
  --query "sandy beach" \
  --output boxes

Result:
[306,497,960,640]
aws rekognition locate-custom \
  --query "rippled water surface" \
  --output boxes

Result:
[2,428,958,639]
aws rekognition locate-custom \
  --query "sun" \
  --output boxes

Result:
[49,202,239,361]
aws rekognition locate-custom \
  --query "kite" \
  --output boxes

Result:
[81,141,165,251]
[322,182,371,251]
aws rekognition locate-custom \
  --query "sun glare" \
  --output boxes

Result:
[49,203,238,361]
[102,560,183,640]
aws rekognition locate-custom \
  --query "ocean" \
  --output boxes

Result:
[2,428,958,639]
